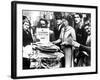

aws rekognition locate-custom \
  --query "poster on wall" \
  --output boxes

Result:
[11,1,98,79]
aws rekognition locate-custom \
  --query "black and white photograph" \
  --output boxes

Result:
[11,1,97,79]
[22,11,91,69]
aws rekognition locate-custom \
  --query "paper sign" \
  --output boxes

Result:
[36,28,49,43]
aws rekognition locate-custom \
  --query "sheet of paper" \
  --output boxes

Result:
[36,28,49,43]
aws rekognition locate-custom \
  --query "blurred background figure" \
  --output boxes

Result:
[37,18,48,28]
[53,12,65,40]
[84,24,91,66]
[84,24,91,46]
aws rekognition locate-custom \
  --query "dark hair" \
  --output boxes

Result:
[54,12,62,20]
[62,16,70,23]
[62,16,74,26]
[56,16,62,20]
[84,23,90,27]
[22,16,31,28]
[23,16,28,20]
[75,13,82,18]
[84,14,91,22]
[39,18,48,25]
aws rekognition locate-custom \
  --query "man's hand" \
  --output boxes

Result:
[60,42,67,45]
[72,40,80,48]
[52,39,61,44]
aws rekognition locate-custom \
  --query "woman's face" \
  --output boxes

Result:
[23,21,30,30]
[63,20,69,27]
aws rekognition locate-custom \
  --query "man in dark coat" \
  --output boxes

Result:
[74,13,87,45]
[23,16,33,69]
[74,13,88,66]
[54,17,65,40]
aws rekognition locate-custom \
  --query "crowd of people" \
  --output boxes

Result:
[22,12,91,69]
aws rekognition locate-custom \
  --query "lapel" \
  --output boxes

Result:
[59,23,64,32]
